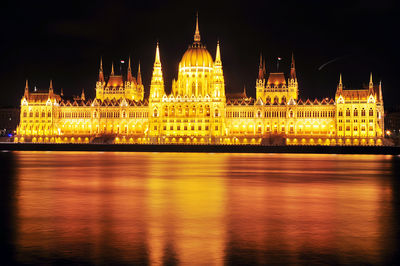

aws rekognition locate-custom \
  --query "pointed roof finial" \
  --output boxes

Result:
[258,53,264,80]
[99,57,104,82]
[25,79,29,89]
[49,79,53,90]
[137,61,142,85]
[339,73,342,85]
[111,62,115,75]
[127,56,133,82]
[216,40,221,62]
[369,72,373,85]
[155,42,161,64]
[243,85,247,98]
[81,88,85,101]
[290,52,296,80]
[61,88,64,97]
[194,12,201,42]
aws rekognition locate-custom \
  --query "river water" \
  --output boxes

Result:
[0,151,399,265]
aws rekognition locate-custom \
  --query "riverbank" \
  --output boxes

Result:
[1,143,399,154]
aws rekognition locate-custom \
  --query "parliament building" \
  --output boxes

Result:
[15,17,385,145]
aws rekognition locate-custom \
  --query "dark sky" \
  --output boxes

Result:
[1,0,399,107]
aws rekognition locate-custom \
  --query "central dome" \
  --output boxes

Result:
[180,44,213,68]
[179,14,213,69]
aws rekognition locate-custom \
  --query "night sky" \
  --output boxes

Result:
[1,0,398,107]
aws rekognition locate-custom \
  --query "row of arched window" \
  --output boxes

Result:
[338,108,374,117]
[23,111,51,118]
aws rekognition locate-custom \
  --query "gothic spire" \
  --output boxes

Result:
[338,73,343,92]
[127,57,133,82]
[137,61,142,85]
[24,79,29,98]
[258,53,264,80]
[369,72,374,93]
[111,62,115,76]
[99,57,104,82]
[215,40,221,65]
[155,42,161,64]
[81,89,85,101]
[194,13,201,43]
[290,52,296,80]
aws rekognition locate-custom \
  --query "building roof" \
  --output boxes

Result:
[267,73,286,86]
[107,75,124,87]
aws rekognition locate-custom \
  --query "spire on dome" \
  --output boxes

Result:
[127,57,133,82]
[137,61,142,85]
[290,52,296,80]
[378,80,383,102]
[111,62,115,76]
[99,57,104,82]
[81,89,85,101]
[194,13,201,43]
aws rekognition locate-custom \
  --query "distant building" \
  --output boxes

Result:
[385,109,400,135]
[14,16,385,145]
[0,107,19,137]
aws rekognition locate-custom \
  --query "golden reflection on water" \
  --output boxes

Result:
[12,152,398,265]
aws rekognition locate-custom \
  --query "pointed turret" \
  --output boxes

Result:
[24,79,29,98]
[243,85,247,98]
[61,88,64,97]
[290,52,296,80]
[369,72,374,93]
[111,62,115,76]
[150,42,165,100]
[137,61,142,85]
[49,80,54,98]
[98,57,104,82]
[194,13,201,43]
[378,80,383,103]
[337,73,343,93]
[127,57,133,82]
[81,89,85,101]
[258,53,264,80]
[215,40,222,66]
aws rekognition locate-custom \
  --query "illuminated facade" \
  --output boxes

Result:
[15,17,384,145]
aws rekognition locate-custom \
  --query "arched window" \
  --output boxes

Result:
[48,111,51,117]
[198,82,202,93]
[369,108,373,116]
[153,109,158,117]
[354,109,358,116]
[274,96,279,103]
[257,110,261,118]
[192,82,196,95]
[215,109,219,117]
[23,111,27,117]
[164,107,168,116]
[361,108,366,116]
[346,108,350,116]
[282,96,286,104]
[205,105,210,117]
